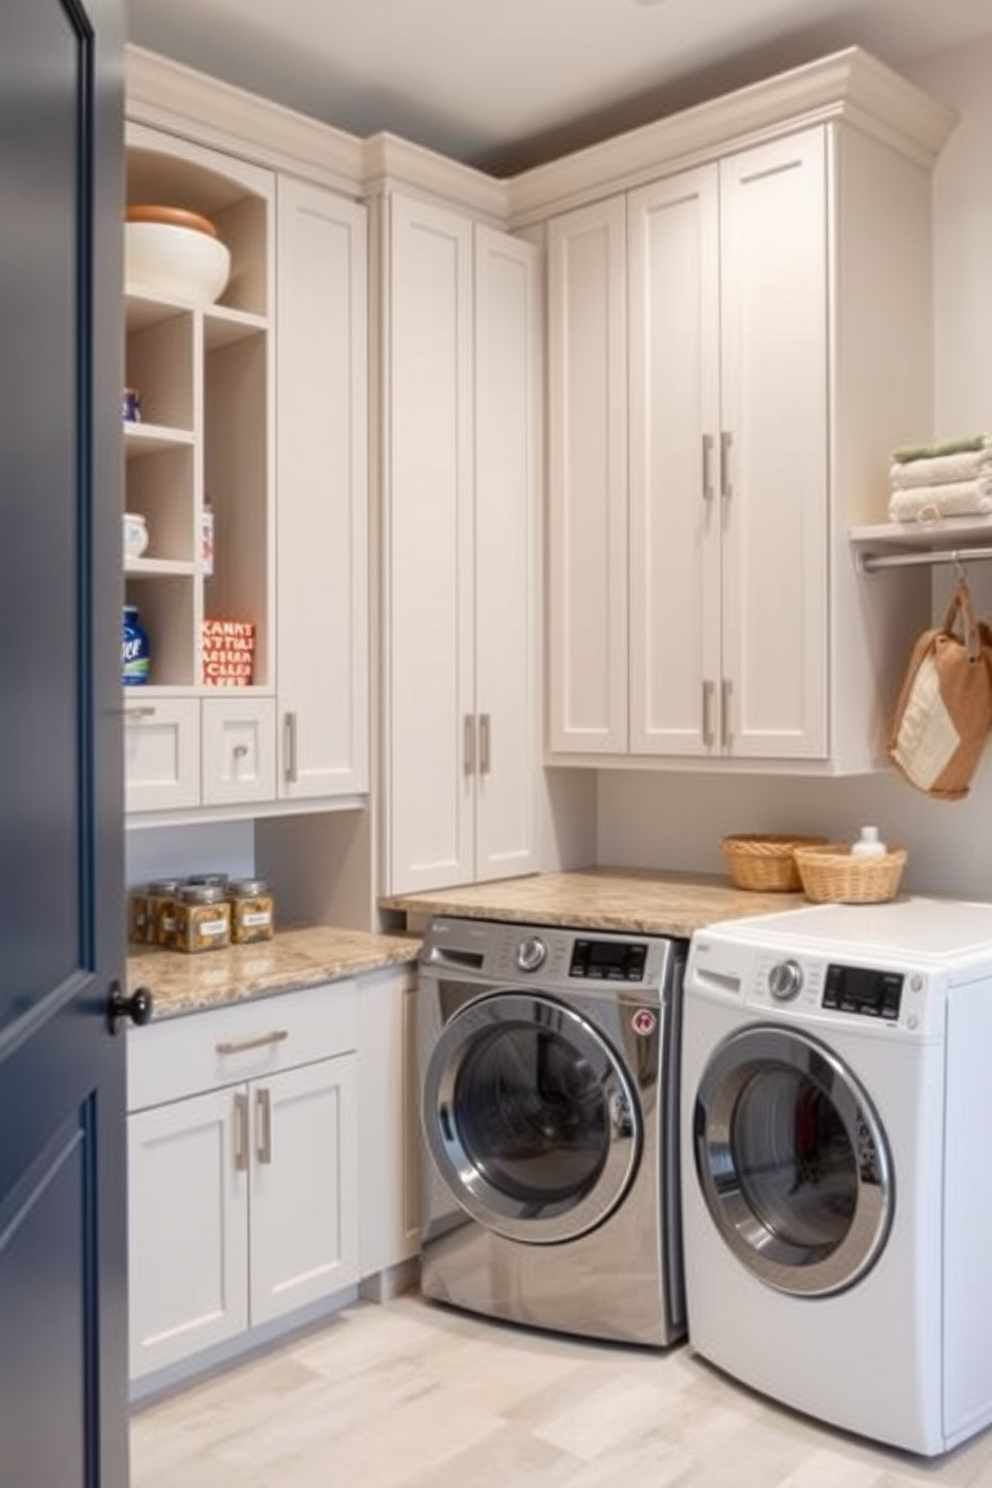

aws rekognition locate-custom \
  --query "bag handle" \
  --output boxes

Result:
[943,580,983,662]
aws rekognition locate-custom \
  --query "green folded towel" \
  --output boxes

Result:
[892,434,990,463]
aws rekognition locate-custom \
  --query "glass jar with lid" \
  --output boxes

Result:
[228,878,275,943]
[173,883,231,954]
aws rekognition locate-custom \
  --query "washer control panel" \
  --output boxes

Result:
[822,962,904,1020]
[568,937,649,983]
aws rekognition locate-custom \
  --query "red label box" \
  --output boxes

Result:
[202,619,255,686]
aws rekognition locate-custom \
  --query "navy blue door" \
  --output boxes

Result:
[0,0,128,1483]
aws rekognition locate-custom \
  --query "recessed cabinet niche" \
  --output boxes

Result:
[122,120,370,818]
[123,124,274,814]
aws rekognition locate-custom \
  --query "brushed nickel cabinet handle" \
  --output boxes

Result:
[255,1087,272,1166]
[283,711,298,783]
[721,678,733,750]
[702,680,715,746]
[215,1029,289,1056]
[464,714,476,775]
[479,713,492,775]
[702,433,715,502]
[720,431,734,500]
[233,1091,249,1173]
[123,705,156,720]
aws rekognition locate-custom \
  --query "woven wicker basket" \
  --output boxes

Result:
[721,833,828,892]
[793,843,907,904]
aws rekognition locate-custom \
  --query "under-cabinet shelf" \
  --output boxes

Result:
[124,423,194,457]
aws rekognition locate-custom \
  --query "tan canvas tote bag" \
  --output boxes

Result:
[888,581,992,799]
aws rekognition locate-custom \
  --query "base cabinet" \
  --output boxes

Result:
[127,984,359,1384]
[358,969,420,1280]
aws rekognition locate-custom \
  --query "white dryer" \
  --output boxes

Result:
[681,896,992,1457]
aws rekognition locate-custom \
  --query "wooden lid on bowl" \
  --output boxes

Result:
[125,205,218,238]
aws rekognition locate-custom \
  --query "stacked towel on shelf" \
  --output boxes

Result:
[888,434,992,522]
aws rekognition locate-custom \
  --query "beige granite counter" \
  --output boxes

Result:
[126,925,422,1021]
[379,866,805,938]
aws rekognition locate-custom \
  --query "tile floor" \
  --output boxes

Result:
[130,1291,992,1487]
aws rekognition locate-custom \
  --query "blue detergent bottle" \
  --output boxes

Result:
[122,604,151,685]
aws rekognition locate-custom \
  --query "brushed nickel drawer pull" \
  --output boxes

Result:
[283,711,298,783]
[720,431,734,500]
[479,713,492,775]
[256,1087,272,1166]
[124,705,157,720]
[702,433,715,502]
[702,680,715,746]
[216,1029,289,1056]
[233,1091,249,1173]
[721,678,733,750]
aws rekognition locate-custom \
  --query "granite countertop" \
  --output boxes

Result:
[126,925,422,1021]
[379,865,805,937]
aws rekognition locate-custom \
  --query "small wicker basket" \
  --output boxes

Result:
[721,833,828,893]
[793,843,907,904]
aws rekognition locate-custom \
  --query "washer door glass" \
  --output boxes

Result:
[424,991,640,1244]
[693,1024,892,1296]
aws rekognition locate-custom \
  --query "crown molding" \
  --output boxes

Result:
[126,46,509,220]
[505,46,957,229]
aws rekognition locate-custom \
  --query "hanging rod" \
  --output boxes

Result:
[857,544,992,575]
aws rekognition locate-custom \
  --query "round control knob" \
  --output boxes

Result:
[768,959,803,1001]
[516,936,548,973]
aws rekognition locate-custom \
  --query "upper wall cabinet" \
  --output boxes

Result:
[122,120,369,819]
[380,193,541,895]
[541,66,953,776]
[275,177,369,802]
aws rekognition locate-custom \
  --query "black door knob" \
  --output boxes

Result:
[108,981,153,1035]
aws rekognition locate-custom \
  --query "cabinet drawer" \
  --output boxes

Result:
[124,696,200,812]
[201,694,277,805]
[127,979,358,1111]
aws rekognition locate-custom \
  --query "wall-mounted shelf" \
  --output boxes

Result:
[851,517,992,573]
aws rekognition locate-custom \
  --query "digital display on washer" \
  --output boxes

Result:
[569,939,648,981]
[822,963,903,1019]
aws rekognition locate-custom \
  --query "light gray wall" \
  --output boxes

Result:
[599,33,992,899]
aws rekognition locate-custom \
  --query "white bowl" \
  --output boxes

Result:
[124,221,231,305]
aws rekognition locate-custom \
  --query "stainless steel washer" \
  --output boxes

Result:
[417,916,687,1347]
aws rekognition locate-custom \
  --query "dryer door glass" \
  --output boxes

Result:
[693,1024,892,1296]
[424,991,641,1244]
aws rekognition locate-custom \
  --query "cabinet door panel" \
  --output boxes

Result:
[250,1056,360,1325]
[719,128,829,759]
[128,1089,248,1379]
[358,972,419,1277]
[201,693,276,805]
[628,167,721,756]
[385,194,475,892]
[473,226,539,879]
[547,198,629,753]
[276,178,369,799]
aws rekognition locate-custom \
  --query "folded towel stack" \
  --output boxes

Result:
[888,434,992,522]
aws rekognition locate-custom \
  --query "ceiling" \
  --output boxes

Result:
[125,0,992,175]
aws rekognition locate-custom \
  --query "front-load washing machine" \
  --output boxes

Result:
[681,895,992,1456]
[417,915,687,1347]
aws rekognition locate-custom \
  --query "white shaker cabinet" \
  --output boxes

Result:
[547,115,937,774]
[127,984,360,1387]
[358,968,420,1282]
[549,128,827,762]
[275,177,369,801]
[382,194,540,893]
